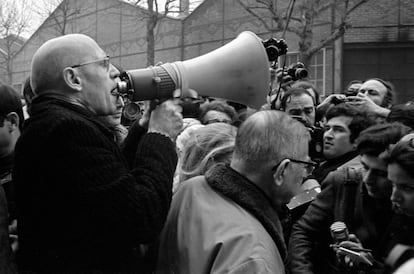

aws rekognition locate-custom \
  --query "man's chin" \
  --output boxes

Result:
[322,149,335,159]
[393,204,414,217]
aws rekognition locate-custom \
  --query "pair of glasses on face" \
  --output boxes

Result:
[272,158,317,177]
[70,55,111,72]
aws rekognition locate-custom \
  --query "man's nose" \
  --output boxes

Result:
[324,128,333,139]
[117,96,125,108]
[390,187,402,203]
[110,63,121,78]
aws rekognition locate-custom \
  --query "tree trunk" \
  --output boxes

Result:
[6,59,12,85]
[298,4,315,68]
[146,0,156,66]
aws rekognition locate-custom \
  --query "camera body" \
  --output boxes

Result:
[331,96,352,105]
[262,38,288,62]
[286,62,308,82]
[309,125,325,163]
[344,90,359,97]
[290,115,324,162]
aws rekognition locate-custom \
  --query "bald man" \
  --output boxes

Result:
[13,34,183,272]
[348,78,394,118]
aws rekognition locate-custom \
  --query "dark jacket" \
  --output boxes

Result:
[0,185,17,273]
[288,167,393,274]
[376,214,414,273]
[13,95,177,272]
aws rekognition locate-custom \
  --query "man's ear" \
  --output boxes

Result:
[5,112,19,131]
[272,159,290,187]
[63,67,82,91]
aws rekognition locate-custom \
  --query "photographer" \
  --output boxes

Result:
[317,78,394,120]
[266,62,311,111]
[288,123,412,274]
[279,87,324,163]
[13,34,183,272]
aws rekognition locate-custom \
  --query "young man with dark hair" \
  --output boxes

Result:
[289,122,412,274]
[0,84,22,273]
[311,103,376,183]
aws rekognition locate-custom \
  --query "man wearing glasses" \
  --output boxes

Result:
[13,34,183,272]
[289,122,412,274]
[157,110,311,273]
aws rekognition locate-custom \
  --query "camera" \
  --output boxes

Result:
[286,62,308,82]
[262,38,288,62]
[344,89,359,97]
[309,126,325,163]
[331,96,351,105]
[291,115,324,162]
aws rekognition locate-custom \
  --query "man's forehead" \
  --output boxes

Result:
[361,154,386,169]
[286,94,314,107]
[360,80,387,92]
[326,115,352,126]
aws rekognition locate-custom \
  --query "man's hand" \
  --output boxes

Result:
[318,94,347,107]
[333,234,374,268]
[347,93,391,117]
[148,99,183,141]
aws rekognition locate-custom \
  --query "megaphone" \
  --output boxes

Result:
[117,31,270,109]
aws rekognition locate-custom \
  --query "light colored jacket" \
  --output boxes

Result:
[156,176,285,274]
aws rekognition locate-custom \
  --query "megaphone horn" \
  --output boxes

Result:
[117,31,270,109]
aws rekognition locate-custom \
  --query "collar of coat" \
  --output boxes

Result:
[205,163,287,261]
[29,91,115,141]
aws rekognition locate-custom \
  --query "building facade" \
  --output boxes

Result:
[6,0,414,104]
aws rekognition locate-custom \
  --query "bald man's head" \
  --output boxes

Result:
[30,34,102,94]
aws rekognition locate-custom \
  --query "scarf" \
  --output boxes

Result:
[205,163,287,261]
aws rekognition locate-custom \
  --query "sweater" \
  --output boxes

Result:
[13,94,177,272]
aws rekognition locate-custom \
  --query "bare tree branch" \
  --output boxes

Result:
[308,21,347,56]
[0,0,31,84]
[346,0,369,16]
[236,0,273,30]
[238,0,371,66]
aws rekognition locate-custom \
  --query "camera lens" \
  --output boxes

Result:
[265,45,280,62]
[295,68,308,79]
[123,102,141,121]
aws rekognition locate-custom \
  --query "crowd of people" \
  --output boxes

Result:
[1,33,414,274]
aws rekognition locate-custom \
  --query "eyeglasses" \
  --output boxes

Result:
[70,55,111,71]
[272,158,317,176]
